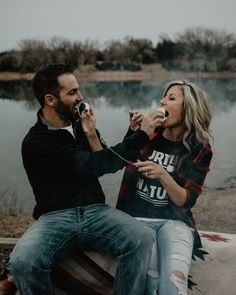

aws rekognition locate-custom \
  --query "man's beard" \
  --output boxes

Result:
[55,98,79,122]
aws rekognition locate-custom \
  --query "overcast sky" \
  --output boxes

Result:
[0,0,236,52]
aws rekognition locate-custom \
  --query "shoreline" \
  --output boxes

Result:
[1,64,236,83]
[1,187,235,272]
[0,187,235,239]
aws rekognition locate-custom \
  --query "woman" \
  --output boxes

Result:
[117,80,213,295]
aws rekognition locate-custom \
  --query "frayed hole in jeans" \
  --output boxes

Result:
[171,272,187,295]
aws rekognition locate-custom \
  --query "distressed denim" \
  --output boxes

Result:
[9,204,153,295]
[141,219,194,295]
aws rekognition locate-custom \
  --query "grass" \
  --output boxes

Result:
[0,189,23,215]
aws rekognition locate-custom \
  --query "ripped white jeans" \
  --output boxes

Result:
[137,219,194,295]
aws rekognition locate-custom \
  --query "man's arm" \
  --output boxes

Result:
[22,109,162,179]
[80,107,103,151]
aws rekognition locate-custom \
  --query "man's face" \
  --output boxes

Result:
[55,73,83,121]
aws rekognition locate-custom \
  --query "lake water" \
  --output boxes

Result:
[0,78,236,212]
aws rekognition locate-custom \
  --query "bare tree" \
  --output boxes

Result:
[175,27,236,71]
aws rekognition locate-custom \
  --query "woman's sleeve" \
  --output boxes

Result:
[182,145,213,209]
[122,127,136,141]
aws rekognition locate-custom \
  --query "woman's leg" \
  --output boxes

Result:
[157,220,194,295]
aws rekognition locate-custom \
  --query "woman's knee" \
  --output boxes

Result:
[158,271,188,295]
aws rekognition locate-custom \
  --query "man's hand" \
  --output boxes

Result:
[80,107,97,136]
[80,107,103,151]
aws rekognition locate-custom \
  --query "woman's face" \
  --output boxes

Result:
[160,85,184,129]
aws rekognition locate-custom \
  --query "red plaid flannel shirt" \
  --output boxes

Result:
[117,129,213,251]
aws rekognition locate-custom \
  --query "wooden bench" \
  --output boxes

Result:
[1,231,236,295]
[0,238,115,295]
[52,252,115,295]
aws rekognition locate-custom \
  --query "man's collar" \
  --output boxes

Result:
[37,109,66,131]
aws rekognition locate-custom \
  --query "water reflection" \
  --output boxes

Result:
[1,78,236,109]
[0,80,38,110]
[0,78,236,212]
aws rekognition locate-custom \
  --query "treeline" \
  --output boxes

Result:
[1,27,236,73]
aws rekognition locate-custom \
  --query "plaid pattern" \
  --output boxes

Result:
[117,130,213,251]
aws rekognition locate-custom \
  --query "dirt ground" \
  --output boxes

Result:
[192,187,236,233]
[1,187,236,270]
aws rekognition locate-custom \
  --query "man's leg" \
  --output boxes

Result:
[142,222,159,295]
[10,205,153,295]
[78,204,154,295]
[9,208,80,295]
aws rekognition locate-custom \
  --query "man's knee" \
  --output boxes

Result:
[120,221,153,255]
[9,251,29,277]
[9,243,47,277]
[132,223,154,253]
[141,221,154,240]
[141,227,154,247]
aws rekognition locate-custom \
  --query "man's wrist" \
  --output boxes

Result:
[130,126,136,131]
[85,130,97,138]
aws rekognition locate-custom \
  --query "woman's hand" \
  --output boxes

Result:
[134,160,166,179]
[129,111,144,131]
[140,109,166,136]
[134,160,188,207]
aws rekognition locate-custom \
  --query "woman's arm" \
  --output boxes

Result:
[135,146,213,208]
[135,160,187,207]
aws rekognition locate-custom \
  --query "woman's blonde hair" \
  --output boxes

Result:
[163,80,213,152]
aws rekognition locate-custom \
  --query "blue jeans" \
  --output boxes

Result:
[141,219,194,295]
[9,204,153,295]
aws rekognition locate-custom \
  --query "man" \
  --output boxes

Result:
[8,63,161,295]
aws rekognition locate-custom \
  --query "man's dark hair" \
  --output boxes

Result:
[32,63,73,107]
